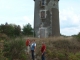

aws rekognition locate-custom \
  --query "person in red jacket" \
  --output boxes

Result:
[26,39,30,54]
[41,42,46,60]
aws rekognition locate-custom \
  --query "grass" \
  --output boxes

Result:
[0,36,80,60]
[33,36,80,60]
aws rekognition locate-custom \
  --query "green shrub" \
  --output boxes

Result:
[0,33,9,40]
[68,53,79,60]
[75,52,80,59]
[53,40,70,49]
[47,49,60,59]
[3,39,27,60]
[57,52,67,60]
[46,49,54,58]
[76,32,80,42]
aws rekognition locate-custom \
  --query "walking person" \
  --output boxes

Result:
[30,39,36,60]
[26,39,30,54]
[41,42,46,60]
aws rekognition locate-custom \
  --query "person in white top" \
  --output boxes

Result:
[30,39,36,60]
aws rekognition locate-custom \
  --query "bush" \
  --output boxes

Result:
[53,40,70,49]
[57,52,67,60]
[3,39,27,60]
[0,33,9,40]
[76,32,80,42]
[69,53,78,60]
[75,52,80,59]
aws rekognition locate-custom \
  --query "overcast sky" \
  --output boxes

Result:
[0,0,80,36]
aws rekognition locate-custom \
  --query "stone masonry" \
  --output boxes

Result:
[33,0,60,37]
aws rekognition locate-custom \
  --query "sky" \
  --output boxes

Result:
[0,0,80,36]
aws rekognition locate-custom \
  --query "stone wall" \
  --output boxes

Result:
[34,0,60,37]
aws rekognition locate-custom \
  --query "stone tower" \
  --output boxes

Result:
[33,0,60,38]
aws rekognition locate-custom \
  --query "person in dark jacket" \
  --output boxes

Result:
[41,42,46,60]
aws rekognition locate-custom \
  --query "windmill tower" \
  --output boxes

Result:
[33,0,60,38]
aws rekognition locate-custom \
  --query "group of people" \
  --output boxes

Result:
[26,39,46,60]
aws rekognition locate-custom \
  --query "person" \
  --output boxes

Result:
[26,39,30,54]
[41,42,46,60]
[30,39,36,60]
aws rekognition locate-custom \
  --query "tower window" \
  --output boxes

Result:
[42,0,45,5]
[41,0,46,6]
[40,10,46,19]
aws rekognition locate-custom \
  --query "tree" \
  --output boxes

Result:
[14,25,21,36]
[0,23,21,37]
[22,23,33,36]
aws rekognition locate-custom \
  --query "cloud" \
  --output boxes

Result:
[0,0,79,36]
[60,7,80,36]
[0,16,34,28]
[0,0,34,29]
[60,7,80,26]
[61,26,80,36]
[23,16,34,27]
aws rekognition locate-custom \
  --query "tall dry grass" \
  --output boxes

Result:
[25,36,80,60]
[1,36,80,60]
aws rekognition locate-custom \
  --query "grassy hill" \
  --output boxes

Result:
[0,36,80,60]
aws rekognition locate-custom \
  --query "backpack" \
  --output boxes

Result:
[31,43,36,50]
